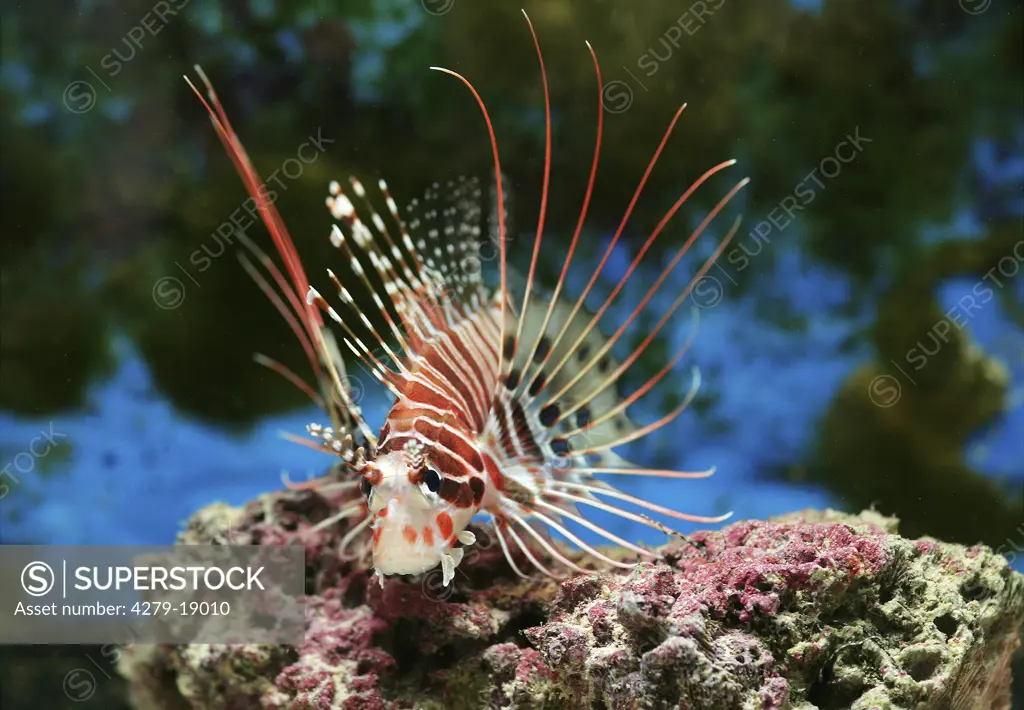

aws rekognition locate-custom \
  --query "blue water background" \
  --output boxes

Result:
[1,4,1020,570]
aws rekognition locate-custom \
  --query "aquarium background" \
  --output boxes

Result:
[1,0,1021,707]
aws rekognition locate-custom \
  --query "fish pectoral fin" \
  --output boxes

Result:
[440,547,466,586]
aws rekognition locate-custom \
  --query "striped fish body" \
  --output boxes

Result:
[365,290,639,584]
[187,11,748,588]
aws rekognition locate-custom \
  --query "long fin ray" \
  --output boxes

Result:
[186,67,375,451]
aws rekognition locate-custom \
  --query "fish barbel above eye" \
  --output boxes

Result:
[188,9,747,589]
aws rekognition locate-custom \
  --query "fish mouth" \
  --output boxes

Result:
[373,557,436,577]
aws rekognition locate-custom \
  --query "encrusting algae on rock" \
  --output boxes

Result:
[118,494,1023,710]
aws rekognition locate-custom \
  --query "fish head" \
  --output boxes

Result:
[361,445,480,585]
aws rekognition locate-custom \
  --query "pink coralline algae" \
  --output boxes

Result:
[119,495,1023,710]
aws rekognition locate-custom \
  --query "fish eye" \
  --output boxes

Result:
[422,468,441,493]
[359,477,372,498]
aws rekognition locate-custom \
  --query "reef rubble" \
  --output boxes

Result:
[118,491,1023,709]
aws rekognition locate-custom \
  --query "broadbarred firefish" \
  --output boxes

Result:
[186,11,747,588]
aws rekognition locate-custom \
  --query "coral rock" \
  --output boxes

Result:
[119,494,1023,709]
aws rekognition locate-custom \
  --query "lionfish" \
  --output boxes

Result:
[186,12,748,587]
